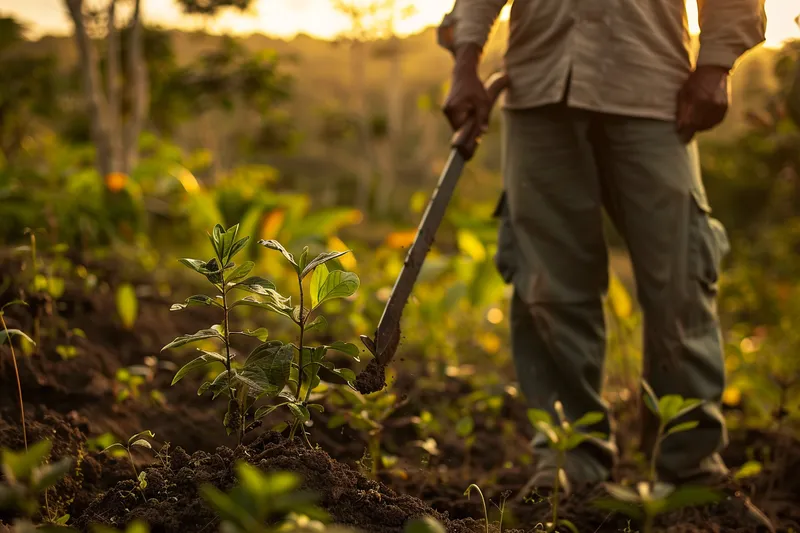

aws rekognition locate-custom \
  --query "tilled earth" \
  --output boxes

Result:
[1,259,798,532]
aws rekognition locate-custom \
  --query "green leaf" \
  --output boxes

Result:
[30,457,72,492]
[233,276,277,295]
[170,295,220,311]
[130,439,152,450]
[603,483,642,504]
[302,346,326,391]
[2,440,52,481]
[657,395,685,422]
[564,433,591,450]
[0,328,35,346]
[455,416,474,438]
[1,299,28,313]
[299,246,310,273]
[239,328,269,342]
[326,341,360,361]
[313,270,359,308]
[199,484,249,525]
[322,364,356,383]
[115,283,138,330]
[288,403,310,423]
[258,240,299,272]
[534,421,559,444]
[641,380,660,416]
[198,370,232,399]
[674,398,704,420]
[307,404,324,413]
[227,236,250,262]
[665,420,699,437]
[301,251,350,279]
[305,315,327,333]
[217,224,240,264]
[128,430,155,444]
[734,461,763,480]
[233,370,280,398]
[404,516,447,533]
[162,329,224,351]
[527,408,553,428]
[573,411,604,428]
[100,443,125,455]
[662,485,724,513]
[202,258,225,285]
[557,518,580,533]
[177,258,208,275]
[254,403,286,420]
[310,262,328,308]
[244,342,293,393]
[231,294,293,320]
[227,261,255,285]
[592,498,644,520]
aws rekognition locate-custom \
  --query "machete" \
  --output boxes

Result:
[354,71,510,394]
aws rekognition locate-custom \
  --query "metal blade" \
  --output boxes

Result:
[372,147,466,360]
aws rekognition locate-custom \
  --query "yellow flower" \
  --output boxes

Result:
[722,387,741,406]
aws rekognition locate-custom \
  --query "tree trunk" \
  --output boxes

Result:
[351,39,373,212]
[122,0,148,173]
[106,0,122,173]
[65,0,114,177]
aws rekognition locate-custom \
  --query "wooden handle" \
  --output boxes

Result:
[452,71,510,160]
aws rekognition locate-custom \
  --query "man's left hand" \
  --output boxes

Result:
[676,65,730,143]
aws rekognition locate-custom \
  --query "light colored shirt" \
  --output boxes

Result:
[439,0,767,121]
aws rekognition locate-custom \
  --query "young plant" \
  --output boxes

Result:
[101,430,155,502]
[464,484,489,533]
[0,439,73,531]
[165,224,361,448]
[594,383,723,533]
[200,461,352,533]
[527,401,606,533]
[327,387,407,478]
[253,238,361,446]
[1,300,35,451]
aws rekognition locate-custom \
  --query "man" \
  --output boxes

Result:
[439,0,773,528]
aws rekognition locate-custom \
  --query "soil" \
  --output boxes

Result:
[1,256,799,533]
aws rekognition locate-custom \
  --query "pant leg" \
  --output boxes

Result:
[592,114,730,480]
[500,105,616,475]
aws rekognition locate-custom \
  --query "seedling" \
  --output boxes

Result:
[464,484,489,533]
[200,461,343,533]
[101,430,155,502]
[594,383,723,533]
[165,224,361,447]
[327,387,407,478]
[0,439,73,530]
[1,300,35,451]
[527,401,606,533]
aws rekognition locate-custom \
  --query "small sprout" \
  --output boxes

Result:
[102,430,155,502]
[0,439,72,520]
[464,484,489,533]
[527,403,606,532]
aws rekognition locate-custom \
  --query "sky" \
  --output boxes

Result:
[1,0,799,47]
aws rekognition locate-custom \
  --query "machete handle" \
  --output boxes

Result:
[452,71,510,160]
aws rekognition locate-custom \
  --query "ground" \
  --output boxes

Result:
[0,258,798,533]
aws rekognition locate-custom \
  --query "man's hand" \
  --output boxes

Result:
[443,43,490,135]
[676,65,731,143]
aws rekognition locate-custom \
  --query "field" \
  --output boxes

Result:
[2,6,800,533]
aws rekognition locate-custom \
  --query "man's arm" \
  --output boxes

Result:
[449,0,508,52]
[696,0,767,70]
[440,1,507,135]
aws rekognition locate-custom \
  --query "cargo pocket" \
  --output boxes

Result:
[493,192,517,284]
[685,190,729,332]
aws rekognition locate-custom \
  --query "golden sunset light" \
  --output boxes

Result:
[3,0,798,47]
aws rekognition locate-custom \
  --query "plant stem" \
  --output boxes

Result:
[127,449,146,502]
[643,512,654,533]
[649,425,665,485]
[1,314,27,451]
[550,449,564,533]
[297,275,305,401]
[220,270,240,445]
[467,484,489,533]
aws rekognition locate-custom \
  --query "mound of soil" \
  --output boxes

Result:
[74,431,488,533]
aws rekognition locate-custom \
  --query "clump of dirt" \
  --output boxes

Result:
[354,358,388,394]
[75,431,491,533]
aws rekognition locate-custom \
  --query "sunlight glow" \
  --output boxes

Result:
[0,0,797,47]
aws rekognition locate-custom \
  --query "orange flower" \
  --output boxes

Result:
[105,172,128,192]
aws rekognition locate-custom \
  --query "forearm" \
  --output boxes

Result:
[697,0,766,70]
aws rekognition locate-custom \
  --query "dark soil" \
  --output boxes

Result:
[2,256,800,532]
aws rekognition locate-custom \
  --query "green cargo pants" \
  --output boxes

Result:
[495,104,731,483]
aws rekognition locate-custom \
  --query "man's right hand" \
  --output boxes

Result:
[443,43,490,134]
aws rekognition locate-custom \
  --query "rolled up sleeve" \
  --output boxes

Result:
[450,0,508,49]
[697,0,767,69]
